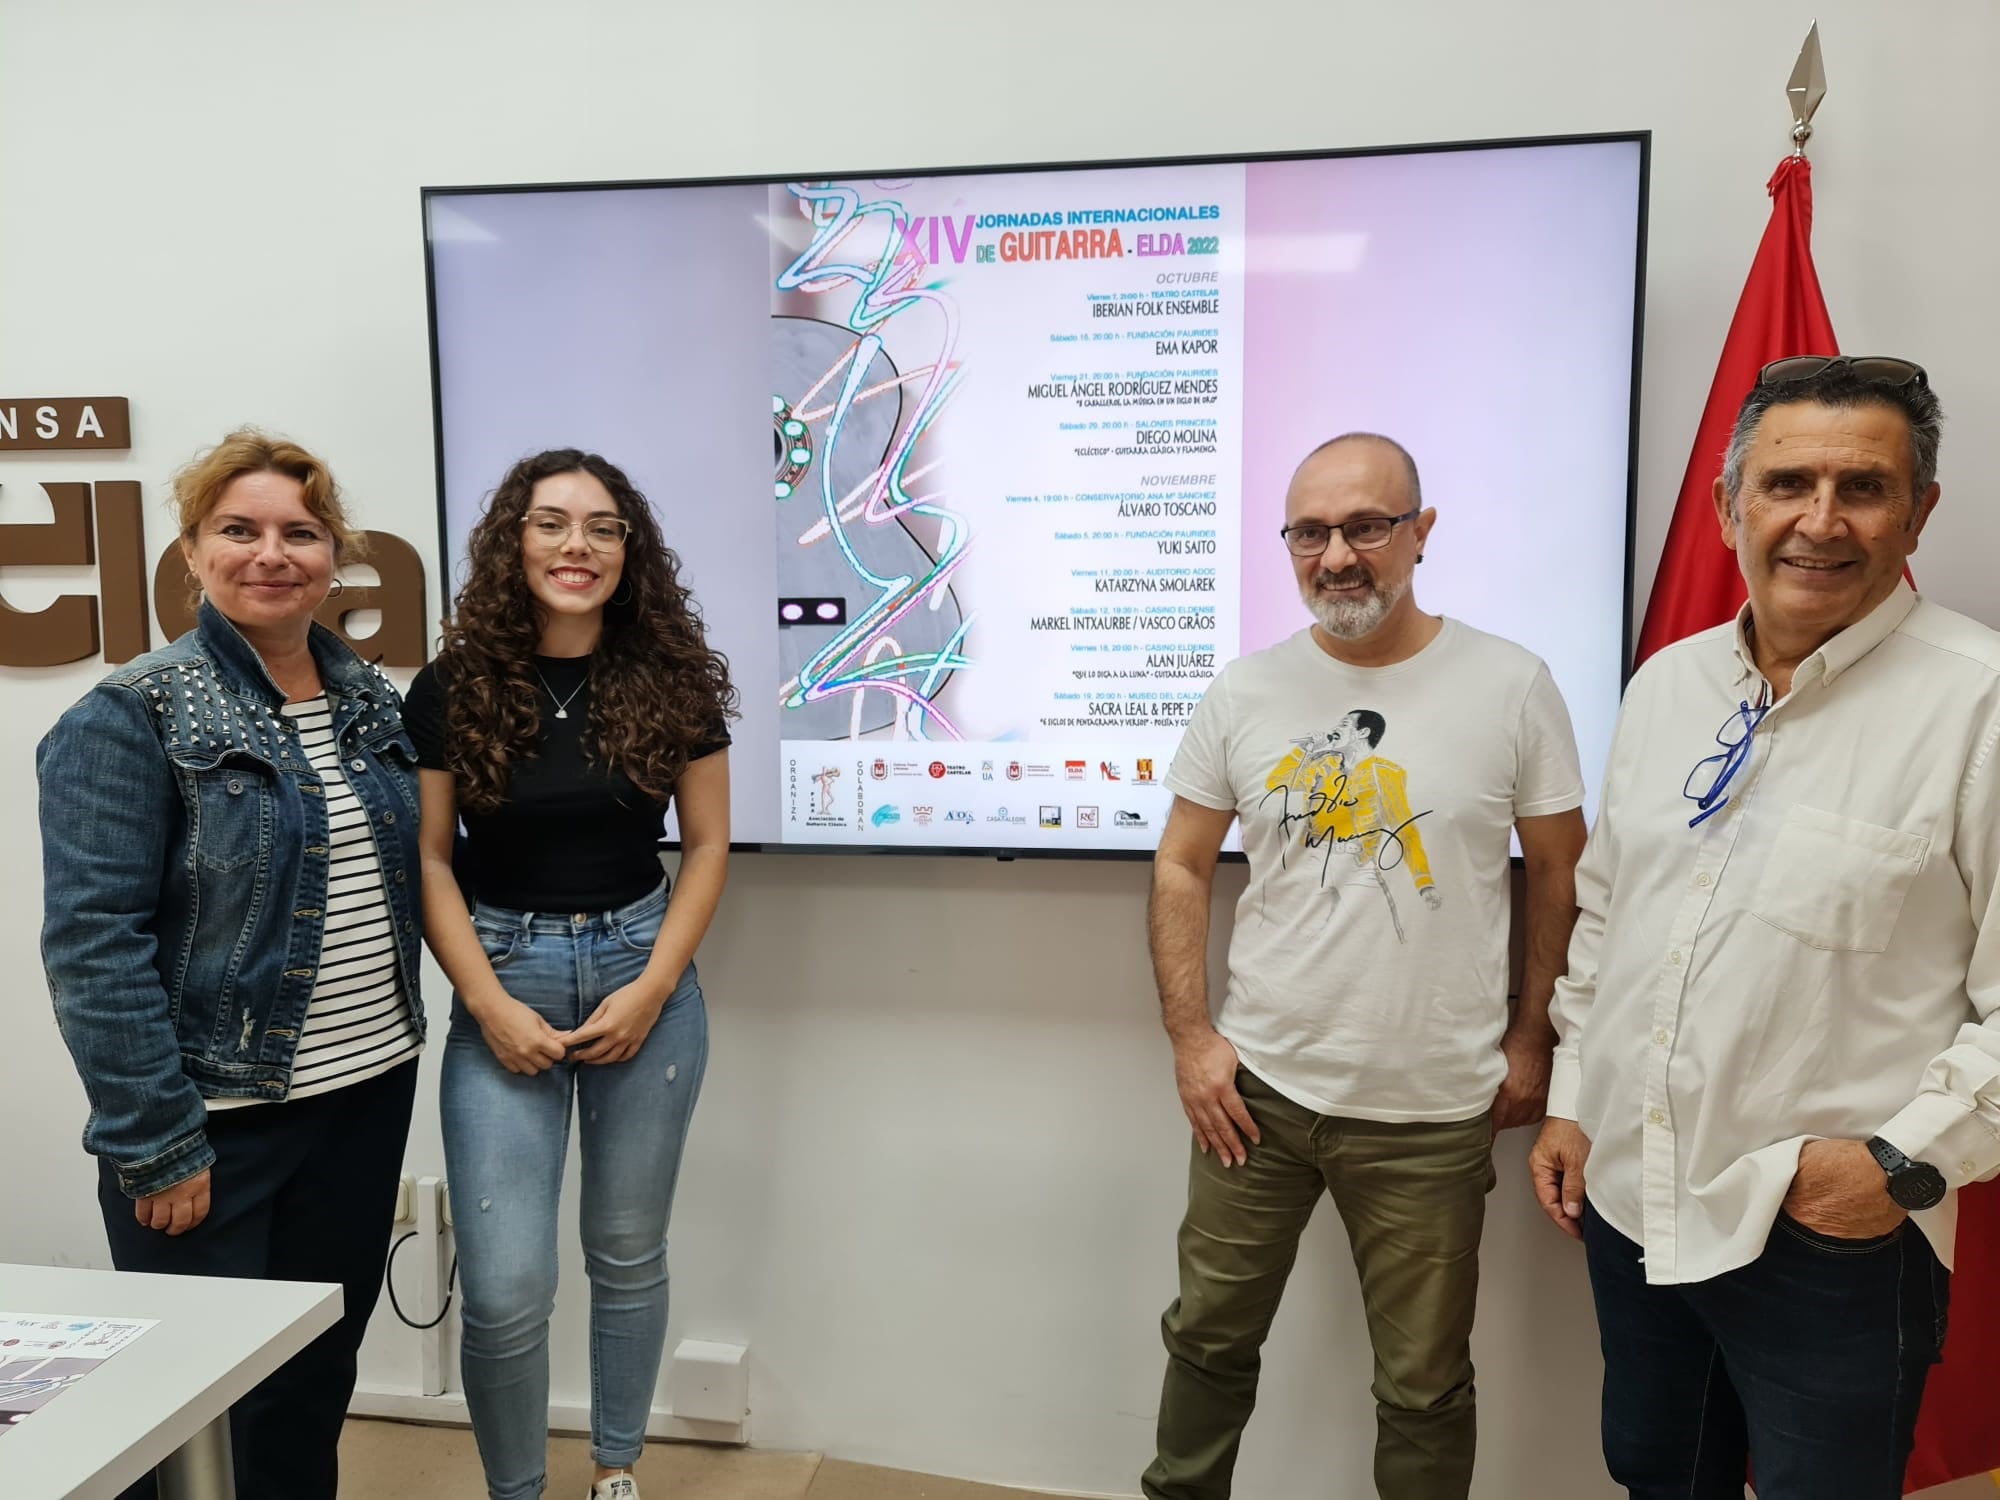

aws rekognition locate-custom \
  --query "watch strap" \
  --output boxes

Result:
[1865,1135,1908,1176]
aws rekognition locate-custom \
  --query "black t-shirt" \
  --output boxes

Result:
[404,655,729,913]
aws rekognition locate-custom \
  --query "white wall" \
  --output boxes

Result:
[5,3,1998,1496]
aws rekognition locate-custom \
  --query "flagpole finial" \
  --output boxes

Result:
[1787,22,1827,157]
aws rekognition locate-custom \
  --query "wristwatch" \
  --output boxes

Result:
[1866,1136,1948,1211]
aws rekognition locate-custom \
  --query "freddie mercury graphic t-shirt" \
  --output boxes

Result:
[1167,621,1584,1122]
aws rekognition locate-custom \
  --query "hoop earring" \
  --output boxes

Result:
[184,572,200,588]
[328,577,346,598]
[610,580,634,607]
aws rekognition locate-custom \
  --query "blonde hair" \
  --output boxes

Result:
[173,428,365,561]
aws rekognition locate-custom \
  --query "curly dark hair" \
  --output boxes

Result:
[435,448,738,813]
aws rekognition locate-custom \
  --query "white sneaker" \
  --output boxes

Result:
[590,1475,639,1500]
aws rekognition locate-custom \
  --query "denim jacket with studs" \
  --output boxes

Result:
[37,602,425,1198]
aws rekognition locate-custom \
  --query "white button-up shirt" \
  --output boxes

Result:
[1549,583,2000,1283]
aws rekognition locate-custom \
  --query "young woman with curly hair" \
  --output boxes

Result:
[405,448,735,1500]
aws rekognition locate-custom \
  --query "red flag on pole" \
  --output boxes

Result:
[1633,155,1836,666]
[1637,153,2000,1492]
[1908,1183,2000,1490]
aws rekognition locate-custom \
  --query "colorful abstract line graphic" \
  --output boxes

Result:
[773,181,973,741]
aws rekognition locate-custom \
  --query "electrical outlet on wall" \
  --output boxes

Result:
[667,1341,749,1425]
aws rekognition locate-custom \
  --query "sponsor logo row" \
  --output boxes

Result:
[867,803,1149,832]
[868,756,1160,785]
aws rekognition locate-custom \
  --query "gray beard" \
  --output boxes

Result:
[1303,574,1407,639]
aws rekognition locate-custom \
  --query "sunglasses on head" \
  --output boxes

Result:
[1756,355,1928,389]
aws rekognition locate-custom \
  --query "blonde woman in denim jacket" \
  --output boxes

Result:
[37,431,424,1500]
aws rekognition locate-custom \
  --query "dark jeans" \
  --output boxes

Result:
[1583,1200,1948,1500]
[98,1059,418,1500]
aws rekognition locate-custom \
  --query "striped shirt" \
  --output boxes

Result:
[209,694,421,1109]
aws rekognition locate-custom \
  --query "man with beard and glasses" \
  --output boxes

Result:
[1532,357,2000,1499]
[1140,433,1588,1500]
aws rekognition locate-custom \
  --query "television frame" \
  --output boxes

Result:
[420,129,1650,863]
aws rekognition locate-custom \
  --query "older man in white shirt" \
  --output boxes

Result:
[1531,356,2000,1500]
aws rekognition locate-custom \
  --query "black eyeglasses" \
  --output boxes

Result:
[1280,507,1420,558]
[1757,355,1928,390]
[1682,689,1771,828]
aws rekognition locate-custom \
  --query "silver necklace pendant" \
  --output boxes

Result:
[534,665,588,721]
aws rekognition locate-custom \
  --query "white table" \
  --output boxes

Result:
[0,1263,340,1500]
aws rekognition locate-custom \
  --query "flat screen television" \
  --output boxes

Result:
[424,132,1646,857]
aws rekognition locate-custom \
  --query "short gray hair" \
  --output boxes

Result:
[1301,432,1422,507]
[1721,363,1943,505]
